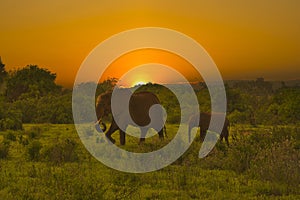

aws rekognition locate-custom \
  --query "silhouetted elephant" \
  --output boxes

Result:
[95,89,166,145]
[188,112,229,145]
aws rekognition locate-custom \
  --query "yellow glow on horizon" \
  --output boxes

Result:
[132,81,147,87]
[100,48,202,86]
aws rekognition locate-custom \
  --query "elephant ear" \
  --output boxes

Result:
[101,92,113,113]
[96,92,112,117]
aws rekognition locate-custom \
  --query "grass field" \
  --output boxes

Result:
[0,124,299,199]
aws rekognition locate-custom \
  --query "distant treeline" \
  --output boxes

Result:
[0,61,299,130]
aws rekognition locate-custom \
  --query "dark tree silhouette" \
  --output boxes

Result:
[0,57,7,83]
[6,65,61,101]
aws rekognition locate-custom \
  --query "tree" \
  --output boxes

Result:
[0,57,7,85]
[35,92,73,124]
[6,65,61,101]
[0,97,23,131]
[96,77,118,96]
[273,88,300,123]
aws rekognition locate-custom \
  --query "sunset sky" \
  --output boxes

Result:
[0,1,299,87]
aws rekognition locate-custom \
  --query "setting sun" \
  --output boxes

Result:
[132,81,147,87]
[100,49,202,87]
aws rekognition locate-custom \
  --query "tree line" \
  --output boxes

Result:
[0,58,299,131]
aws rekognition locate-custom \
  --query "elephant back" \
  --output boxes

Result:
[129,92,162,127]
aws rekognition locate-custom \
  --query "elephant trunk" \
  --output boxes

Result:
[95,119,107,133]
[101,121,107,132]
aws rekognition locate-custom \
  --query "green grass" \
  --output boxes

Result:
[0,124,299,199]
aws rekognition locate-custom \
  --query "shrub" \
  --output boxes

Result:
[26,126,42,139]
[0,141,9,159]
[225,139,259,173]
[4,131,17,141]
[249,140,300,193]
[27,140,42,161]
[0,98,23,131]
[42,138,78,165]
[227,110,249,124]
[0,108,23,131]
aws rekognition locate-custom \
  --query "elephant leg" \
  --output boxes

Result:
[156,125,164,140]
[158,128,164,140]
[139,128,147,144]
[120,130,126,145]
[220,130,229,146]
[200,130,206,142]
[220,133,224,141]
[105,120,118,144]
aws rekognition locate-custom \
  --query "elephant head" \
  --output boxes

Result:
[95,91,112,132]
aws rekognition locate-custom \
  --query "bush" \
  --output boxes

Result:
[26,126,42,139]
[196,128,283,173]
[0,107,22,131]
[0,141,9,159]
[227,110,250,124]
[27,140,42,161]
[42,138,78,165]
[225,139,260,173]
[6,65,61,101]
[250,140,300,192]
[4,131,17,141]
[35,93,73,124]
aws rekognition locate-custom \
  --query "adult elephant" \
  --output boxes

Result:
[188,112,229,145]
[95,89,166,145]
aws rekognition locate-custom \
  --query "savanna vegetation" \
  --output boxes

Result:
[0,61,299,199]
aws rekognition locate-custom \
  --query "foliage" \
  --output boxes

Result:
[250,140,300,191]
[0,100,22,131]
[0,141,9,159]
[11,90,73,124]
[27,140,42,161]
[0,57,7,84]
[72,79,118,123]
[1,63,300,198]
[26,126,42,140]
[96,77,118,96]
[35,92,73,124]
[2,66,300,126]
[0,124,299,199]
[42,138,78,165]
[195,125,300,194]
[4,131,17,141]
[271,88,300,123]
[6,65,61,101]
[227,109,248,124]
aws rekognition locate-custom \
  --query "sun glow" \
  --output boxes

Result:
[132,81,147,87]
[100,49,202,86]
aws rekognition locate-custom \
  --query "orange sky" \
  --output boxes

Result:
[101,49,201,87]
[0,1,300,87]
